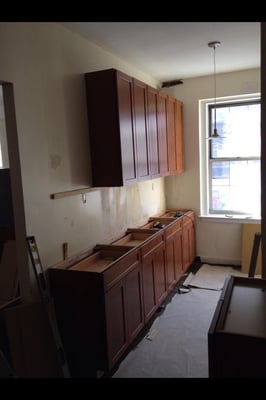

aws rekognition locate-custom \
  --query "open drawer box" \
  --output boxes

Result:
[111,229,158,247]
[68,245,133,273]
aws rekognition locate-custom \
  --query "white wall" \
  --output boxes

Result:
[164,69,260,265]
[0,22,165,290]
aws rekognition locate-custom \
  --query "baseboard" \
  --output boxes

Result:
[200,256,241,266]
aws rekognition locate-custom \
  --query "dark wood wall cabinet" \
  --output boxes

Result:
[85,68,184,187]
[208,276,266,378]
[49,210,196,377]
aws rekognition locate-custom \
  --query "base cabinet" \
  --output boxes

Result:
[142,242,166,321]
[141,232,167,323]
[105,263,143,367]
[49,211,196,377]
[49,248,143,377]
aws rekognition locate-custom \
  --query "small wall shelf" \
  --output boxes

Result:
[50,186,107,200]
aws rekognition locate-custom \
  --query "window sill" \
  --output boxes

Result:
[199,215,261,224]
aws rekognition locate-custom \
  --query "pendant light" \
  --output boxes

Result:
[207,40,221,140]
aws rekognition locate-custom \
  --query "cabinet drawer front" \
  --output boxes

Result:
[165,220,182,238]
[141,232,164,257]
[103,250,140,291]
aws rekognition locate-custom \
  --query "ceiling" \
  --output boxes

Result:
[62,22,260,84]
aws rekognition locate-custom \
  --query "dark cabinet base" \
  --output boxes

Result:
[208,276,266,378]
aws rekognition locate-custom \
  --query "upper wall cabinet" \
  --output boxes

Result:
[85,69,137,187]
[85,68,184,187]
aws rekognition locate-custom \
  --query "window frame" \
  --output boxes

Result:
[199,93,261,223]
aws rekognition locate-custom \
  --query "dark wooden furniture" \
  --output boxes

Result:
[208,275,266,378]
[49,245,143,377]
[49,210,196,377]
[85,69,137,187]
[85,68,184,187]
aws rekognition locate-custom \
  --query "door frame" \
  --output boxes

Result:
[1,80,30,301]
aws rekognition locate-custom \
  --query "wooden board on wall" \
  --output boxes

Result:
[241,224,261,274]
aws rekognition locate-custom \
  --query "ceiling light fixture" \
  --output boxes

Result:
[207,40,221,140]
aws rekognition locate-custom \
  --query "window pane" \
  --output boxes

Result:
[210,160,260,214]
[210,103,260,158]
[211,161,229,180]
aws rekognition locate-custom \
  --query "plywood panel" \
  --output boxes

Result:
[241,224,261,274]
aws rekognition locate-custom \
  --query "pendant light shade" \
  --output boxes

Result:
[207,41,221,140]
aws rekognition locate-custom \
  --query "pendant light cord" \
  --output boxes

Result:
[208,41,221,137]
[213,45,217,132]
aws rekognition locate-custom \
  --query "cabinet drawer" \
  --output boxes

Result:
[103,249,140,291]
[165,220,182,238]
[141,232,164,257]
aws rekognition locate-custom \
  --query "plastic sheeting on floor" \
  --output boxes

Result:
[182,264,238,290]
[113,287,221,378]
[183,264,261,291]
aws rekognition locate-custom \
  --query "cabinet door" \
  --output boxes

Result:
[125,263,144,343]
[105,280,127,368]
[188,220,196,264]
[182,214,196,272]
[133,79,150,180]
[175,100,184,174]
[165,227,183,290]
[174,228,183,281]
[142,253,157,322]
[154,242,167,304]
[117,71,137,184]
[167,96,177,174]
[182,223,190,272]
[165,236,176,290]
[166,96,184,175]
[157,92,169,175]
[142,241,167,322]
[147,86,160,178]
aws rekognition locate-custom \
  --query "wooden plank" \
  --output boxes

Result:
[50,186,108,199]
[241,224,261,274]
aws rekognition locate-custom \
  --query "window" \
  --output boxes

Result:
[199,94,261,220]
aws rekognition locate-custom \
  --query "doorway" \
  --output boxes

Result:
[0,81,30,304]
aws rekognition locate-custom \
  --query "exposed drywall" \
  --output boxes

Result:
[0,22,164,294]
[164,68,260,264]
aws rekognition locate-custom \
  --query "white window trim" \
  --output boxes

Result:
[199,92,261,224]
